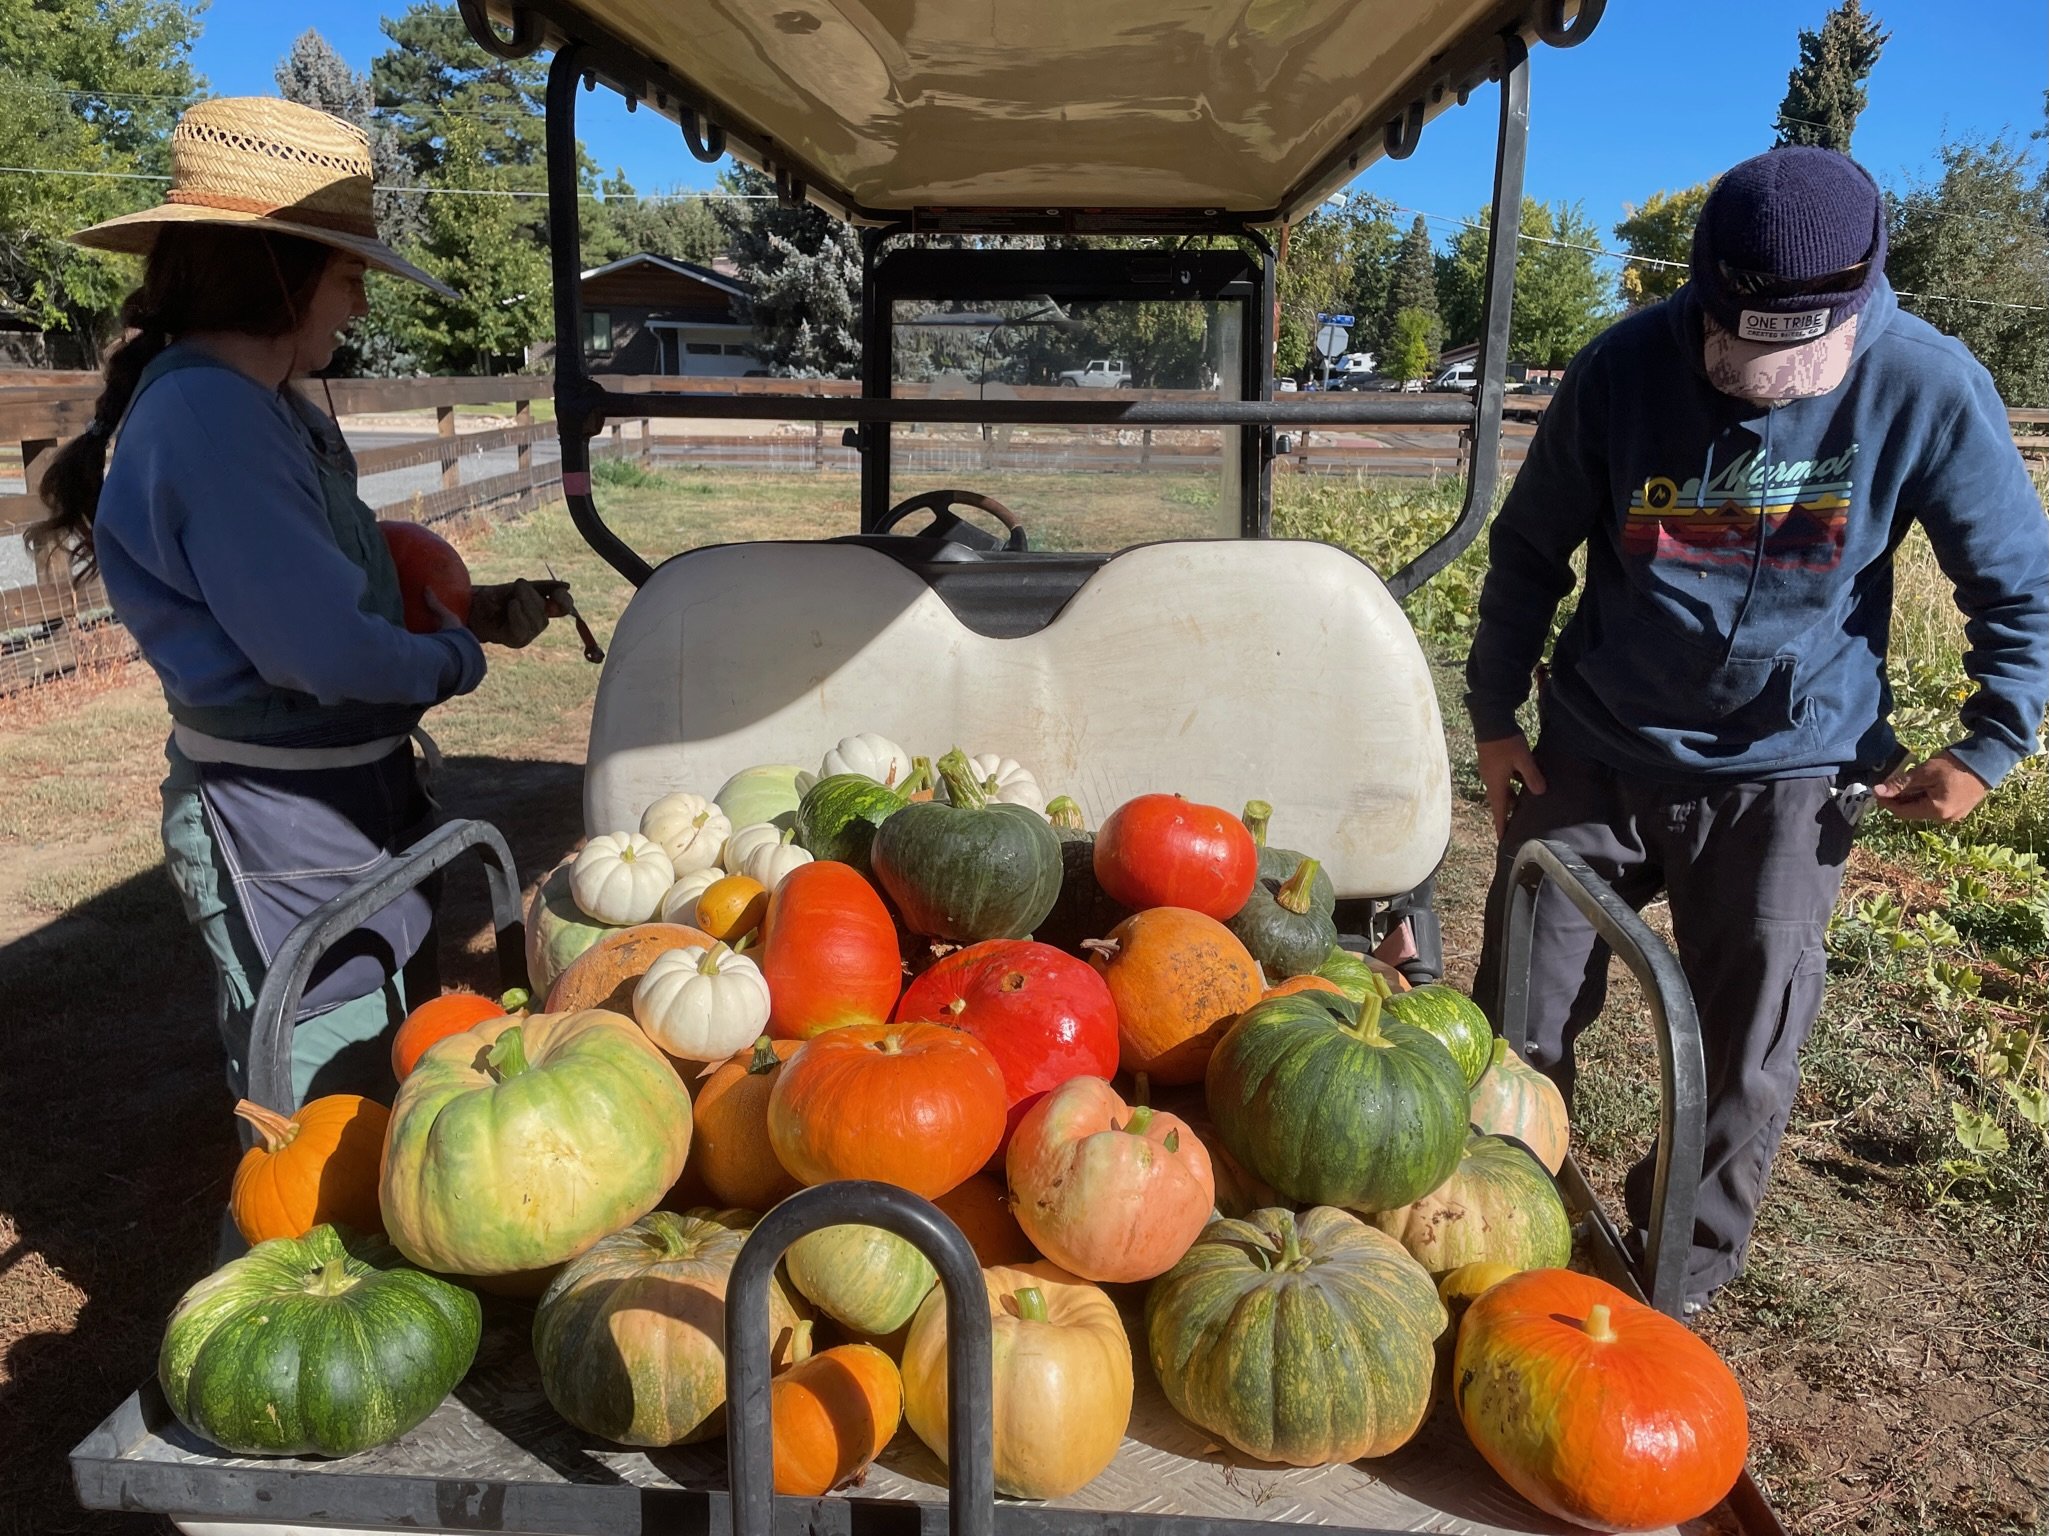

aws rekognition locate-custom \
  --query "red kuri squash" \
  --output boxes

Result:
[1092,793,1257,920]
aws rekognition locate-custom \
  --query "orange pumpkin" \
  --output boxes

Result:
[1263,974,1346,1001]
[391,988,524,1082]
[772,1320,903,1496]
[1086,908,1262,1084]
[542,922,716,1016]
[693,1036,805,1211]
[932,1172,1037,1266]
[229,1096,390,1244]
[1455,1269,1749,1531]
[766,1023,1006,1198]
[695,874,769,944]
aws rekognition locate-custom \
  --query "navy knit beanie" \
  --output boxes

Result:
[1690,146,1886,339]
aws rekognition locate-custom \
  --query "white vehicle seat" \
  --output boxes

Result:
[584,539,1450,900]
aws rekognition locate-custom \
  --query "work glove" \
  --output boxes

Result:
[466,579,573,648]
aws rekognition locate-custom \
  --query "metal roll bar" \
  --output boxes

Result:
[1495,838,1707,1318]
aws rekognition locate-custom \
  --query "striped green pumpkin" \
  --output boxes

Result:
[1204,989,1468,1211]
[794,773,908,876]
[1384,983,1493,1089]
[1365,1134,1572,1277]
[785,1222,938,1336]
[159,1224,479,1457]
[1145,1206,1445,1465]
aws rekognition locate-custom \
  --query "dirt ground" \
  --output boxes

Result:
[2,487,2043,1535]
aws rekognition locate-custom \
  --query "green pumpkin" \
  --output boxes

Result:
[159,1224,480,1457]
[871,749,1062,942]
[794,773,908,876]
[380,1011,693,1277]
[714,763,807,834]
[1241,800,1336,916]
[526,860,612,994]
[532,1209,806,1447]
[1145,1206,1444,1465]
[1227,856,1339,979]
[1205,988,1467,1212]
[1383,984,1493,1089]
[784,1222,938,1336]
[1364,1134,1571,1277]
[1314,945,1380,1003]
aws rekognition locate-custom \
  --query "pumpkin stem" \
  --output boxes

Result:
[1277,857,1321,916]
[1277,1214,1305,1269]
[499,986,532,1014]
[935,749,987,810]
[1046,796,1086,832]
[778,825,799,846]
[698,942,732,976]
[1123,1105,1156,1136]
[1241,800,1273,847]
[731,929,760,955]
[1583,1304,1617,1343]
[1346,987,1391,1048]
[305,1257,359,1297]
[906,756,935,795]
[232,1099,298,1152]
[1080,937,1120,962]
[486,1024,532,1081]
[746,1035,781,1075]
[789,1318,815,1364]
[1013,1286,1051,1323]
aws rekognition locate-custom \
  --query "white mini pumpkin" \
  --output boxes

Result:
[819,732,913,789]
[570,833,675,925]
[633,942,771,1060]
[726,822,813,892]
[965,753,1046,814]
[658,866,724,924]
[640,791,733,876]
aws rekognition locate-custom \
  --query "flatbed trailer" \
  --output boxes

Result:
[74,3,1792,1532]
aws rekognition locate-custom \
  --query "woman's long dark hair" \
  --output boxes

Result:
[31,225,334,579]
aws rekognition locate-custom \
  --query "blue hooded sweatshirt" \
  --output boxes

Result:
[1464,279,2049,787]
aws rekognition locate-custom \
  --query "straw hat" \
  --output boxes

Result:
[71,97,457,301]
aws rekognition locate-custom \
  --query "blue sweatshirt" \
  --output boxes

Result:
[95,352,485,722]
[1464,280,2049,787]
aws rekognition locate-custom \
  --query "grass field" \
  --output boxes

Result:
[1,465,2044,1534]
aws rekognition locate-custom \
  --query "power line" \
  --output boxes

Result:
[0,164,764,201]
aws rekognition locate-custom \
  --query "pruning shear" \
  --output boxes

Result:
[1836,745,1913,829]
[542,560,605,664]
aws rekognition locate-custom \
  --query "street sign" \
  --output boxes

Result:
[1317,313,1357,326]
[1314,323,1350,358]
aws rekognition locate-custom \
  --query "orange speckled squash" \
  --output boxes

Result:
[772,1320,903,1495]
[229,1096,390,1244]
[543,922,716,1016]
[693,1036,804,1211]
[1086,908,1262,1085]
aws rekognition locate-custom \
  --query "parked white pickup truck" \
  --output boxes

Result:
[1056,357,1131,387]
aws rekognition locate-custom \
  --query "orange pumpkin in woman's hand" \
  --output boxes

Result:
[230,1095,390,1244]
[379,520,472,634]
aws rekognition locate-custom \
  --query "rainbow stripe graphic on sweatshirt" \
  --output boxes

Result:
[1625,444,1856,571]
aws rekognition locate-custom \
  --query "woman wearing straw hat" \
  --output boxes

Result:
[32,97,573,1107]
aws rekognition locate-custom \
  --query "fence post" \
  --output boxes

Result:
[813,417,825,473]
[436,404,459,492]
[641,417,652,467]
[1141,428,1152,470]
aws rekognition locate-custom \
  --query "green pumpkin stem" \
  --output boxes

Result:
[789,1318,816,1364]
[486,1023,532,1081]
[1123,1105,1156,1136]
[698,942,732,975]
[1347,988,1391,1048]
[1013,1286,1051,1323]
[1583,1304,1617,1343]
[305,1257,359,1297]
[499,986,532,1014]
[936,749,987,809]
[233,1099,298,1153]
[1241,799,1273,847]
[1277,857,1322,916]
[906,756,935,795]
[1046,795,1086,832]
[746,1036,781,1075]
[1277,1215,1305,1269]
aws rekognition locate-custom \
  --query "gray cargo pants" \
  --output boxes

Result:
[1471,736,1854,1299]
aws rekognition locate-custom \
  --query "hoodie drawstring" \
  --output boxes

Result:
[1722,412,1772,662]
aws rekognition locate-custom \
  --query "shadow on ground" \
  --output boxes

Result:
[0,755,586,1535]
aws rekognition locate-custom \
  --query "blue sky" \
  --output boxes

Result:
[191,0,2047,254]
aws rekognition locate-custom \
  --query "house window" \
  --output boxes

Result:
[723,344,754,356]
[686,342,725,355]
[583,310,613,354]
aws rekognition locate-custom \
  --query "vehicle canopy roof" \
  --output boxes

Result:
[477,0,1596,229]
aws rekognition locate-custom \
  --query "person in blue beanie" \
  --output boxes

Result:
[1466,146,2049,1313]
[32,98,574,1109]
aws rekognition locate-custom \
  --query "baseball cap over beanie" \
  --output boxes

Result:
[1690,146,1886,403]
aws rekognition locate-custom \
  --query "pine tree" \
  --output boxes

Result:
[276,30,420,247]
[1774,1,1889,153]
[371,2,546,179]
[711,166,861,376]
[1383,214,1441,355]
[1386,308,1436,381]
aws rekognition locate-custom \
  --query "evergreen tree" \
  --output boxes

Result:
[1383,214,1441,356]
[276,30,420,247]
[1773,1,1889,153]
[1386,307,1436,381]
[1614,182,1712,307]
[371,1,546,179]
[711,165,860,376]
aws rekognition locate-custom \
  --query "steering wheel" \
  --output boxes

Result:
[873,489,1030,551]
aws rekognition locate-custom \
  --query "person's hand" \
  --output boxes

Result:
[1872,750,1989,823]
[466,579,561,648]
[1477,732,1546,839]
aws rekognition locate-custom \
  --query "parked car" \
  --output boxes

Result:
[1056,358,1132,388]
[1273,376,1298,392]
[1430,360,1477,393]
[1333,371,1400,392]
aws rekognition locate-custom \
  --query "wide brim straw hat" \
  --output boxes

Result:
[71,96,458,302]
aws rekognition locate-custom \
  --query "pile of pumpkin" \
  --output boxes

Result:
[159,732,1748,1534]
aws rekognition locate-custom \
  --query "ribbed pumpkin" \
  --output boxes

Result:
[1145,1206,1444,1465]
[784,1222,936,1337]
[1226,856,1338,979]
[543,922,717,1016]
[713,763,806,834]
[1204,988,1467,1212]
[871,750,1063,942]
[766,1022,1006,1198]
[380,1010,692,1277]
[691,1036,803,1211]
[532,1209,805,1447]
[1263,973,1346,1002]
[160,1224,480,1458]
[903,1261,1133,1499]
[229,1096,389,1245]
[1455,1269,1749,1531]
[1316,945,1411,999]
[1384,984,1493,1089]
[1365,1134,1571,1277]
[772,1320,903,1495]
[1087,907,1263,1085]
[1468,1038,1571,1174]
[795,773,908,877]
